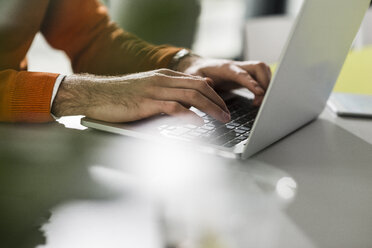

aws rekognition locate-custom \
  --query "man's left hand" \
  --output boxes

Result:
[177,56,272,106]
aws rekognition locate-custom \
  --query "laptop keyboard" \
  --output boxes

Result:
[158,96,259,148]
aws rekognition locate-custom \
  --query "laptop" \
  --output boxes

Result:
[81,0,371,159]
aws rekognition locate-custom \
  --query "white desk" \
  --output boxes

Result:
[1,108,371,248]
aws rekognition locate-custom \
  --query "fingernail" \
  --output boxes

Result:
[253,98,262,106]
[255,86,265,95]
[222,111,231,122]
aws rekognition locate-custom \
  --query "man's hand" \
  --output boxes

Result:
[51,69,230,125]
[176,56,272,106]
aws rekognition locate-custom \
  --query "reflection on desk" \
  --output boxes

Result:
[0,123,119,248]
[1,110,372,248]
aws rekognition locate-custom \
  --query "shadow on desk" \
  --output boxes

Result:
[249,119,372,247]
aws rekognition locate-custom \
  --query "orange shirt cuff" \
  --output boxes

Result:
[0,70,59,123]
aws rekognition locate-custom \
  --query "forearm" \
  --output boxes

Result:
[51,74,122,117]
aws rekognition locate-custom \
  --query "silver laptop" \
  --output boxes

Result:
[81,0,371,159]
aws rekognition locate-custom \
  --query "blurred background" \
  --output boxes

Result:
[96,0,304,61]
[28,0,372,74]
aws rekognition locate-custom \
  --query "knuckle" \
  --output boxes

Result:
[222,63,232,70]
[256,62,267,70]
[195,80,209,91]
[235,70,249,79]
[185,89,200,100]
[191,90,201,100]
[237,70,248,76]
[200,80,210,89]
[166,101,181,113]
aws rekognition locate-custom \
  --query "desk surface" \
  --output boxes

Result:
[1,107,372,248]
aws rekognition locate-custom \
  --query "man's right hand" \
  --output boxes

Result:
[51,69,231,125]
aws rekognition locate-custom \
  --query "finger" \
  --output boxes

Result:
[155,70,217,97]
[267,65,272,79]
[204,77,216,88]
[253,95,264,106]
[240,62,272,90]
[226,65,265,96]
[155,76,229,114]
[150,87,231,123]
[156,100,205,126]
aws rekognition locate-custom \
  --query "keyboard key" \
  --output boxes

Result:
[202,125,215,131]
[227,122,240,127]
[236,109,246,115]
[185,124,198,129]
[229,130,241,137]
[237,126,250,132]
[246,122,254,128]
[236,135,247,141]
[200,132,214,141]
[226,125,236,129]
[210,120,225,127]
[181,134,196,140]
[236,117,251,125]
[189,131,203,137]
[164,127,190,136]
[242,132,251,137]
[158,125,168,130]
[230,113,240,119]
[195,128,208,134]
[235,129,246,134]
[227,130,240,138]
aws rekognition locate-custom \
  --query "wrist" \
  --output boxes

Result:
[170,49,201,72]
[51,75,88,117]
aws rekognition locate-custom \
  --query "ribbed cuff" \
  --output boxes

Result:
[9,71,59,123]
